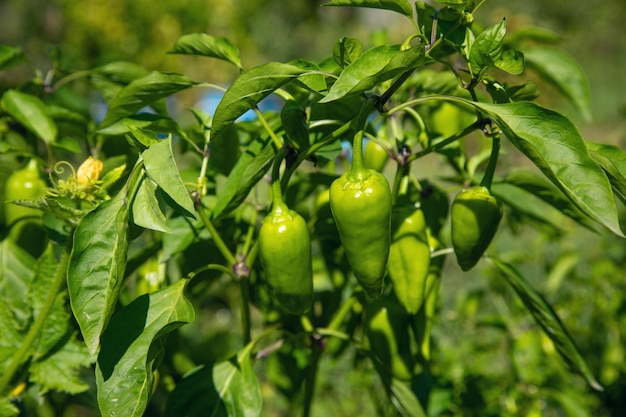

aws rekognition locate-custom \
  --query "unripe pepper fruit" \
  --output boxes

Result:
[388,204,431,315]
[259,148,314,315]
[450,186,503,271]
[365,295,415,381]
[4,159,47,251]
[363,139,389,172]
[330,168,392,299]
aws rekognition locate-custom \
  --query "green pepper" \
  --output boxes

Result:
[387,204,431,315]
[450,186,503,271]
[330,168,392,299]
[4,159,47,250]
[363,139,389,172]
[365,295,414,381]
[259,150,313,315]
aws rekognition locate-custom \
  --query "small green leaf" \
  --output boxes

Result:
[524,46,591,121]
[142,138,196,219]
[491,259,603,392]
[469,19,523,76]
[99,71,196,128]
[323,0,414,21]
[97,113,180,137]
[1,89,58,144]
[96,279,195,417]
[67,191,130,354]
[211,137,274,220]
[91,61,150,84]
[132,174,173,234]
[0,240,35,327]
[211,62,305,142]
[462,100,623,237]
[168,33,242,68]
[587,141,626,204]
[333,37,363,68]
[389,378,427,417]
[0,397,19,416]
[164,343,261,417]
[0,45,25,70]
[320,45,426,103]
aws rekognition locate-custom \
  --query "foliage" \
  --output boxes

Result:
[1,1,625,416]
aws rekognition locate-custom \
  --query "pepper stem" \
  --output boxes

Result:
[270,147,289,212]
[480,133,501,190]
[349,97,378,180]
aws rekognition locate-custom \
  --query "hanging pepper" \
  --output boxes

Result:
[258,149,313,315]
[329,99,392,299]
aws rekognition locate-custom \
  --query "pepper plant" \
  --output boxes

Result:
[1,0,625,416]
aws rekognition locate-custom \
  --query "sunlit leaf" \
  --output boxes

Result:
[96,279,195,417]
[168,33,242,68]
[142,137,196,219]
[211,62,305,142]
[459,99,623,237]
[67,191,130,354]
[320,45,426,103]
[132,174,173,233]
[469,19,524,76]
[333,37,363,68]
[1,89,58,144]
[491,259,603,391]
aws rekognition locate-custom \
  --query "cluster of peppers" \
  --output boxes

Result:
[257,101,503,381]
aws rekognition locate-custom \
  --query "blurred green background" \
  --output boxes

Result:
[1,1,625,416]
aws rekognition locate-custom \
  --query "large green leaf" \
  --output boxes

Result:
[463,100,623,237]
[323,0,414,20]
[96,279,195,417]
[320,45,425,103]
[210,62,305,142]
[99,71,196,128]
[1,89,58,144]
[586,141,626,204]
[491,259,603,391]
[142,137,196,219]
[67,191,130,354]
[168,33,242,68]
[211,137,274,220]
[164,342,261,417]
[524,46,591,121]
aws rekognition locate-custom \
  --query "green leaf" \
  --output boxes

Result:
[0,240,35,327]
[164,343,261,417]
[29,336,93,394]
[132,174,173,233]
[586,141,626,204]
[1,89,58,144]
[97,113,181,137]
[389,379,427,417]
[323,0,414,20]
[67,191,130,354]
[96,279,194,417]
[319,45,425,103]
[91,61,150,84]
[0,45,25,70]
[500,170,600,232]
[142,137,196,219]
[469,19,524,76]
[210,62,305,142]
[333,37,364,68]
[168,33,242,68]
[0,397,19,417]
[99,71,196,128]
[463,100,623,237]
[524,46,591,121]
[211,137,274,220]
[491,259,603,392]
